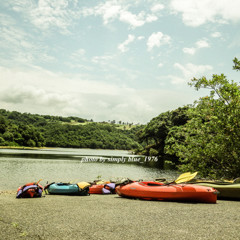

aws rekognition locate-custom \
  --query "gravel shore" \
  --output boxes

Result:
[1,190,240,240]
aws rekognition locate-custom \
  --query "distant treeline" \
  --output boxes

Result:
[0,109,143,150]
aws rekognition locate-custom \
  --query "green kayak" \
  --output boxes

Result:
[192,182,240,200]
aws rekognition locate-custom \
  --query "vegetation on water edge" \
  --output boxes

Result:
[1,58,240,179]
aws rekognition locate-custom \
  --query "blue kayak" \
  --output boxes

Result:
[45,182,90,196]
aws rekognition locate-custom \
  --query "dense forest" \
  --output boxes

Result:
[0,110,143,150]
[1,58,240,179]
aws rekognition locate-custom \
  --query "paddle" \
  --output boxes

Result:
[173,172,198,184]
[175,172,191,181]
[163,172,198,185]
[156,172,188,183]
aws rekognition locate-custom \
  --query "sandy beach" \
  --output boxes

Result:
[1,191,240,240]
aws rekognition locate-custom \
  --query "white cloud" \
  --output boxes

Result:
[0,66,154,122]
[151,4,165,13]
[211,32,222,38]
[183,47,196,55]
[147,32,171,51]
[6,0,77,33]
[145,14,158,23]
[81,1,158,28]
[92,55,114,64]
[0,13,30,50]
[0,65,205,123]
[137,36,145,40]
[93,2,122,25]
[172,62,213,84]
[70,49,86,59]
[196,39,209,48]
[158,63,163,68]
[0,14,56,67]
[31,0,75,33]
[119,11,145,28]
[170,0,240,27]
[2,85,71,107]
[7,0,159,31]
[118,35,135,52]
[168,75,187,85]
[183,39,209,55]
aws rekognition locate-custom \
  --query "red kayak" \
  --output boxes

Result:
[116,181,218,203]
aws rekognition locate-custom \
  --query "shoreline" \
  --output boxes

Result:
[0,146,50,150]
[0,146,133,152]
[1,191,240,240]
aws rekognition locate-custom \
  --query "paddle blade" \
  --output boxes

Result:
[175,172,198,184]
[174,172,191,183]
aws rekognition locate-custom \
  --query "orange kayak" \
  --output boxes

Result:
[89,183,116,194]
[116,181,218,203]
[89,184,104,194]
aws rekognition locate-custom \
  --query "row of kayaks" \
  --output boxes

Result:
[16,178,240,203]
[16,180,117,199]
[44,181,116,195]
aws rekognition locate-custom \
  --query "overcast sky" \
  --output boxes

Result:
[0,0,240,123]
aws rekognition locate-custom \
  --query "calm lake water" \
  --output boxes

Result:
[0,148,178,190]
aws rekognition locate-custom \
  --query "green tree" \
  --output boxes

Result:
[27,139,36,147]
[0,136,6,145]
[3,131,14,141]
[0,116,7,134]
[137,107,189,168]
[165,59,240,179]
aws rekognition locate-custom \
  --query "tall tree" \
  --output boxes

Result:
[165,59,240,179]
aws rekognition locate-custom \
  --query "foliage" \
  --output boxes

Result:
[136,106,189,168]
[42,122,141,150]
[0,109,142,150]
[165,59,240,179]
[0,116,45,147]
[233,57,240,71]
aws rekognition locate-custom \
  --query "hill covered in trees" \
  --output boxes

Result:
[0,109,143,150]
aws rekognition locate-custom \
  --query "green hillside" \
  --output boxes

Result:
[0,109,143,150]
